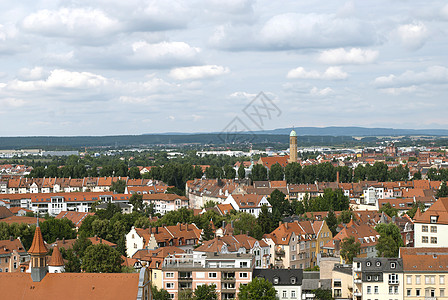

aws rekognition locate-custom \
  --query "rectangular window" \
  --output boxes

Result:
[441,289,445,297]
[367,286,371,294]
[416,289,421,296]
[407,275,412,284]
[374,286,378,294]
[389,274,398,284]
[431,226,437,233]
[282,290,287,298]
[394,286,398,294]
[166,283,174,289]
[291,290,296,298]
[440,275,445,285]
[208,273,217,278]
[389,286,393,295]
[422,225,428,232]
[407,289,411,296]
[422,236,428,243]
[416,276,421,284]
[240,272,248,278]
[431,237,438,244]
[334,280,342,287]
[165,272,174,278]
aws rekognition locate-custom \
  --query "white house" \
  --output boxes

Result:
[222,194,271,218]
[414,197,448,247]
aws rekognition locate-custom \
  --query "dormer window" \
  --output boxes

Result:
[367,275,372,281]
[273,277,279,284]
[366,261,371,267]
[431,216,438,224]
[290,277,296,284]
[391,262,396,269]
[376,261,381,267]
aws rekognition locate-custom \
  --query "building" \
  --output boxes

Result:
[288,129,298,164]
[413,197,448,247]
[0,237,29,272]
[353,257,403,300]
[162,252,253,300]
[0,219,152,300]
[400,247,448,300]
[253,269,303,300]
[222,194,271,218]
[142,194,188,215]
[332,264,353,300]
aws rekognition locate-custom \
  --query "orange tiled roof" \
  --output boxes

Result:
[414,197,448,224]
[48,246,64,266]
[28,226,48,255]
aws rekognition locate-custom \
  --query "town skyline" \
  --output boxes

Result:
[0,1,448,136]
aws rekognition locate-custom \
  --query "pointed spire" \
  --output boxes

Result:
[29,225,47,255]
[48,247,64,267]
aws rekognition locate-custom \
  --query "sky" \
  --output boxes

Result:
[0,0,448,136]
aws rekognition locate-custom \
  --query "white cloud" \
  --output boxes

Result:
[0,97,26,107]
[395,22,428,50]
[318,48,378,64]
[441,4,448,19]
[310,87,334,96]
[6,69,109,91]
[287,67,348,80]
[130,41,201,67]
[379,86,417,95]
[18,67,48,81]
[22,8,121,43]
[229,91,257,99]
[169,65,229,80]
[374,66,448,88]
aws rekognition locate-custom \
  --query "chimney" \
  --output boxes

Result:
[336,171,340,184]
[186,224,189,231]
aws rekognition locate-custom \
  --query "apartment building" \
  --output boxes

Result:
[353,257,403,300]
[414,197,448,247]
[142,194,189,215]
[162,252,253,300]
[0,238,29,272]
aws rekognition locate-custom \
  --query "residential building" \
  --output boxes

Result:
[353,257,403,300]
[414,197,448,247]
[162,252,253,300]
[142,194,188,215]
[0,238,29,272]
[332,264,353,300]
[222,194,271,218]
[253,269,303,300]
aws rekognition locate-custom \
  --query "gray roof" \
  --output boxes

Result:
[353,257,403,272]
[333,264,352,275]
[253,269,303,286]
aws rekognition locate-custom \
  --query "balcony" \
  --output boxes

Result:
[275,249,285,257]
[354,279,362,284]
[388,280,399,285]
[353,291,362,297]
[222,277,235,282]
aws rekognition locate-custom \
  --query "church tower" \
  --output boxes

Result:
[288,129,298,163]
[29,220,48,282]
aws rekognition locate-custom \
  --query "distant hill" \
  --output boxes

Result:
[152,126,448,137]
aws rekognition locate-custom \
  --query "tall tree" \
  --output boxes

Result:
[151,285,171,300]
[238,163,246,180]
[40,218,76,244]
[110,179,126,193]
[129,167,142,179]
[325,210,338,237]
[194,284,218,300]
[81,243,123,273]
[238,277,278,300]
[251,164,268,181]
[258,205,274,234]
[437,181,448,198]
[379,203,398,217]
[268,189,290,222]
[340,236,361,264]
[284,162,301,184]
[269,163,284,181]
[375,223,404,257]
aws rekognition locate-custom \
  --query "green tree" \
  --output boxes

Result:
[151,285,171,300]
[223,165,236,179]
[269,163,284,181]
[312,288,334,300]
[166,186,185,196]
[284,162,301,184]
[437,181,448,198]
[412,171,422,180]
[337,210,355,224]
[406,201,425,218]
[268,189,290,222]
[59,247,81,273]
[72,234,93,258]
[251,164,268,181]
[325,210,338,237]
[40,218,76,244]
[95,202,122,219]
[81,243,123,273]
[238,163,246,179]
[232,212,263,240]
[194,283,218,300]
[129,167,142,179]
[129,194,145,212]
[375,223,404,257]
[258,205,274,234]
[238,277,278,300]
[110,179,126,193]
[178,288,193,300]
[340,236,361,264]
[379,203,398,217]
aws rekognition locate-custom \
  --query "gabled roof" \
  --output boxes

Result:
[0,206,14,219]
[0,238,27,255]
[231,194,269,209]
[414,197,448,224]
[55,211,95,227]
[195,234,268,253]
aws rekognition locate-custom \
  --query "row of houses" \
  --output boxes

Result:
[0,176,168,194]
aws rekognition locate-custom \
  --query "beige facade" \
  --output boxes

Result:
[403,273,447,299]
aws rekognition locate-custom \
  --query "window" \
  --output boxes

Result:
[273,277,279,284]
[407,289,411,296]
[334,289,342,297]
[165,272,174,278]
[389,286,393,295]
[376,261,381,267]
[367,275,372,281]
[406,275,412,284]
[374,286,378,294]
[209,272,217,278]
[389,274,399,284]
[240,272,248,278]
[290,277,296,284]
[366,261,371,267]
[292,255,296,260]
[334,280,342,287]
[431,216,438,223]
[291,290,296,298]
[422,225,428,232]
[416,289,421,296]
[282,290,287,298]
[390,262,396,269]
[166,283,174,289]
[440,275,445,285]
[394,286,398,294]
[422,236,428,243]
[367,286,372,294]
[441,289,445,297]
[416,276,421,284]
[240,262,248,268]
[431,237,437,244]
[431,226,437,233]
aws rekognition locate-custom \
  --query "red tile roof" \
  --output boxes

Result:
[28,226,48,255]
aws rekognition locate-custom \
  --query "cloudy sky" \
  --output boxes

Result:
[0,0,448,136]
